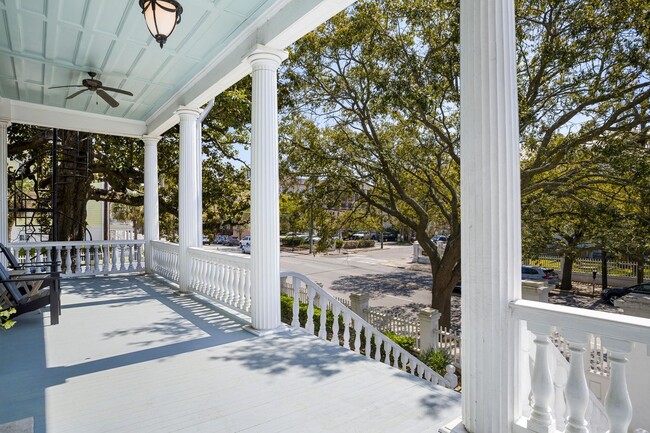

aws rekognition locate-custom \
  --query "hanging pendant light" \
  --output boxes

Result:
[139,0,183,48]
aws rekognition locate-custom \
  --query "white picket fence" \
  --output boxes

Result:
[7,241,145,277]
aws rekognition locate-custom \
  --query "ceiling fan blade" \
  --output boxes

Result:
[101,86,133,96]
[66,88,90,99]
[96,89,119,108]
[49,85,86,89]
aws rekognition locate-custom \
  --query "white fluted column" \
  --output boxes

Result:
[0,120,9,247]
[143,135,161,273]
[176,106,202,292]
[246,46,287,331]
[460,0,521,431]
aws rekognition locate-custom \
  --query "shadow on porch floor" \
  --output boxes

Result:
[1,275,460,432]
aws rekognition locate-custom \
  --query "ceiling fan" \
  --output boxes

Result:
[49,72,133,108]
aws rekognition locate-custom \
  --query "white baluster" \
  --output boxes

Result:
[55,247,62,273]
[136,244,142,270]
[127,244,134,271]
[553,354,568,432]
[243,269,251,312]
[93,245,99,274]
[65,247,73,275]
[602,337,633,433]
[373,331,381,361]
[232,266,241,307]
[318,295,327,340]
[342,310,351,349]
[563,329,590,433]
[208,261,216,297]
[291,277,300,328]
[75,247,82,274]
[111,243,117,273]
[352,319,361,353]
[528,322,556,433]
[332,306,340,345]
[119,244,126,271]
[306,286,315,334]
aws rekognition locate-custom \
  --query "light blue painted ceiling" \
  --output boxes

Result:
[0,0,276,121]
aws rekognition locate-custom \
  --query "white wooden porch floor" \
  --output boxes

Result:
[0,276,460,433]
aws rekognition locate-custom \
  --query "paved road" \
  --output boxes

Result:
[280,244,438,308]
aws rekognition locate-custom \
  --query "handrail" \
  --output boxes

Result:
[280,271,457,389]
[511,299,650,344]
[10,240,145,248]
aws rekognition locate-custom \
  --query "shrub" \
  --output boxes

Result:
[1,308,16,330]
[342,240,375,249]
[335,238,344,252]
[384,331,417,353]
[420,347,454,377]
[358,239,375,248]
[282,236,305,247]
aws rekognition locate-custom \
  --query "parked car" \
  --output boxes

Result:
[215,235,226,244]
[202,235,210,245]
[521,265,559,287]
[242,243,251,254]
[601,283,650,305]
[240,236,251,249]
[431,235,447,242]
[223,236,239,246]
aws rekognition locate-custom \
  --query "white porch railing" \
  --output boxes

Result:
[280,271,458,390]
[7,241,145,277]
[150,240,179,283]
[187,247,252,314]
[511,299,650,433]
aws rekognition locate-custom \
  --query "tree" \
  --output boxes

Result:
[282,0,462,326]
[281,0,650,326]
[7,78,254,242]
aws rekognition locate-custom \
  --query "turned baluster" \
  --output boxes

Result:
[306,285,316,334]
[373,332,381,361]
[331,306,340,346]
[93,245,99,274]
[342,310,351,348]
[527,322,556,433]
[562,329,590,433]
[118,244,125,271]
[318,295,328,340]
[291,277,300,328]
[352,319,361,353]
[602,337,633,433]
[65,247,72,275]
[110,244,117,273]
[136,244,142,270]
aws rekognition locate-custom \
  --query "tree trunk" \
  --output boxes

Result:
[421,233,460,330]
[560,254,574,292]
[55,131,93,241]
[601,250,608,290]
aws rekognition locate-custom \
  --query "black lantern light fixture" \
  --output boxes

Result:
[139,0,183,48]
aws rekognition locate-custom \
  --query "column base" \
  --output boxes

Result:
[242,324,291,337]
[439,417,468,433]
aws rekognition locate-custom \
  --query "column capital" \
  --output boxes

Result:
[175,106,201,119]
[0,119,10,127]
[141,135,161,146]
[245,45,288,69]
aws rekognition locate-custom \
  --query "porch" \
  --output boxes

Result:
[0,275,460,433]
